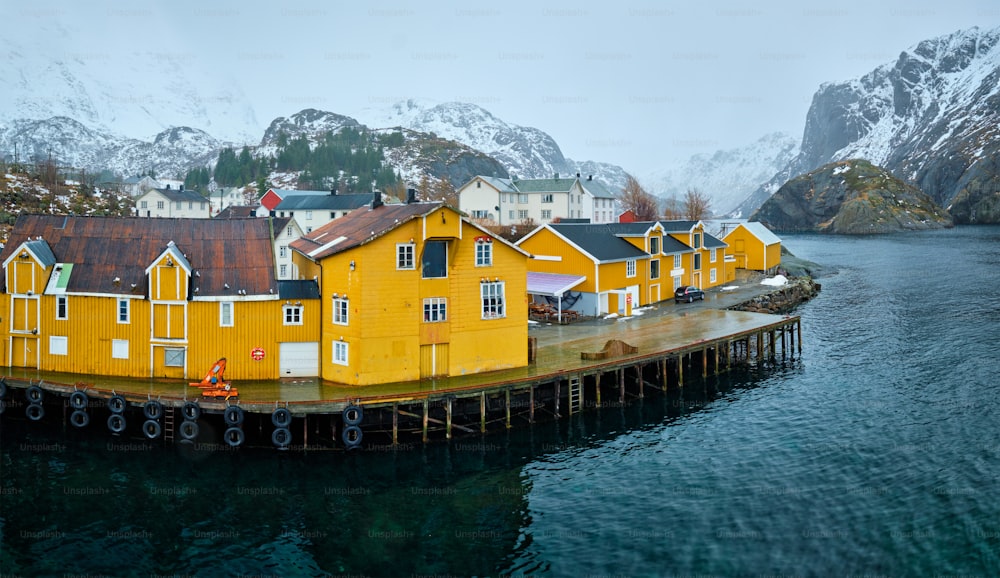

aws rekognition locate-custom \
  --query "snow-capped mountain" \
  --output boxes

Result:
[736,26,1000,222]
[647,132,799,216]
[361,99,627,191]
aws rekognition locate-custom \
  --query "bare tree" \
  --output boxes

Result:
[660,195,684,220]
[684,187,712,220]
[617,174,660,221]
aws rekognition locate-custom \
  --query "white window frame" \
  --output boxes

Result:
[541,194,553,203]
[112,339,129,359]
[694,253,702,270]
[220,302,233,327]
[50,335,68,356]
[279,264,288,278]
[481,281,505,319]
[117,298,130,324]
[397,243,415,270]
[674,254,682,269]
[693,233,702,249]
[650,236,660,255]
[710,268,718,283]
[626,259,636,278]
[518,194,529,203]
[423,298,447,322]
[650,259,661,280]
[333,341,348,365]
[306,210,313,220]
[541,209,552,220]
[475,242,493,267]
[710,248,717,263]
[333,297,349,325]
[56,295,68,320]
[279,245,288,258]
[283,305,303,325]
[156,200,164,209]
[517,210,528,220]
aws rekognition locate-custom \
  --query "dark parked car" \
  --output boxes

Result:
[674,286,705,303]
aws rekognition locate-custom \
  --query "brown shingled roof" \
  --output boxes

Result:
[291,202,443,261]
[1,215,277,297]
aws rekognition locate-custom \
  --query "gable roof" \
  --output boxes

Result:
[273,193,372,211]
[703,232,728,249]
[730,221,781,245]
[0,215,278,297]
[658,220,702,233]
[580,178,616,199]
[145,187,207,203]
[512,177,579,194]
[546,223,651,263]
[291,202,445,261]
[477,176,516,193]
[214,205,261,219]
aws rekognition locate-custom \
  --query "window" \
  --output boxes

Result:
[140,201,148,209]
[422,241,447,278]
[710,269,718,283]
[649,236,660,255]
[50,336,68,356]
[397,243,415,270]
[220,302,233,327]
[306,227,313,233]
[176,201,183,209]
[517,210,528,220]
[279,264,288,278]
[117,298,130,323]
[156,201,164,209]
[279,246,288,258]
[518,194,529,203]
[286,228,293,237]
[333,297,349,325]
[333,341,349,365]
[626,259,636,278]
[188,202,193,210]
[481,281,505,319]
[710,249,717,263]
[650,259,661,279]
[423,298,447,322]
[56,296,67,320]
[283,305,302,325]
[542,194,553,203]
[165,348,185,367]
[200,202,206,210]
[330,211,337,219]
[693,233,702,249]
[694,253,702,270]
[541,209,553,220]
[508,210,515,220]
[306,210,313,220]
[475,241,493,267]
[674,254,682,269]
[112,339,129,359]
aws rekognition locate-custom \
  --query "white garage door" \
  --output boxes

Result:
[279,342,319,377]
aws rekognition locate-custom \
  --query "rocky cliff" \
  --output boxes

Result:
[751,159,952,234]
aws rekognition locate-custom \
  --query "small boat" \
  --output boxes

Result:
[189,358,238,399]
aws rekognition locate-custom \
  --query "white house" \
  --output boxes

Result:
[135,185,210,218]
[458,174,619,226]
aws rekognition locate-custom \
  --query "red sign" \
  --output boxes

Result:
[626,294,632,304]
[251,347,265,361]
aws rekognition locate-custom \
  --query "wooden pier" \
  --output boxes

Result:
[0,309,801,451]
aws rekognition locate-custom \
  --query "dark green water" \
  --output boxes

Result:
[3,226,1000,577]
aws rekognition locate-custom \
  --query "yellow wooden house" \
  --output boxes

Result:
[720,221,782,273]
[660,220,734,289]
[289,198,530,385]
[0,215,320,380]
[516,222,696,317]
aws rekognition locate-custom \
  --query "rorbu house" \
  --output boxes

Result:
[289,193,531,386]
[0,215,320,380]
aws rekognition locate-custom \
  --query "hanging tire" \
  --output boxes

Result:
[182,401,200,421]
[70,409,90,428]
[143,400,163,420]
[108,394,127,414]
[26,385,43,404]
[224,427,245,448]
[271,427,291,448]
[26,403,44,421]
[0,377,8,398]
[271,408,292,428]
[342,404,364,426]
[179,420,199,441]
[341,425,363,449]
[69,390,89,410]
[143,419,161,440]
[107,413,126,433]
[224,405,244,426]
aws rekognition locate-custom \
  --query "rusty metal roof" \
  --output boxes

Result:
[291,201,443,261]
[1,215,278,297]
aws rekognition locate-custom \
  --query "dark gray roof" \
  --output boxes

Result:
[152,188,206,203]
[661,236,692,254]
[580,179,616,199]
[278,280,321,300]
[548,223,650,262]
[703,232,727,249]
[24,239,57,267]
[274,193,372,211]
[658,220,700,232]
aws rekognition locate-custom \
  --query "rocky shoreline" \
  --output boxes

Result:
[728,276,822,315]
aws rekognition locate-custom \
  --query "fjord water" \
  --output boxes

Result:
[2,226,999,577]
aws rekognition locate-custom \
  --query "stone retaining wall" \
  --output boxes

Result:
[728,277,822,315]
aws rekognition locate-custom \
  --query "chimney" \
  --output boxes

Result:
[179,184,184,191]
[371,190,383,209]
[406,188,417,204]
[587,175,593,181]
[330,186,337,196]
[576,172,580,178]
[166,184,171,189]
[554,173,559,180]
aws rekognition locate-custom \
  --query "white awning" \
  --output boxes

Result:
[527,272,586,297]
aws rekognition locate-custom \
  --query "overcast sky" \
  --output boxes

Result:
[10,0,1000,176]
